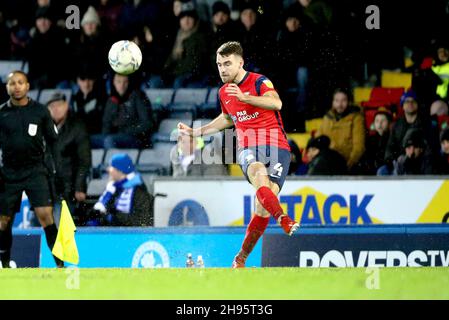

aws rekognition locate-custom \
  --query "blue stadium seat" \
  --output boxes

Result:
[144,88,174,110]
[137,149,170,175]
[173,88,208,105]
[199,87,219,117]
[152,118,192,143]
[0,60,23,82]
[28,89,39,101]
[39,89,72,105]
[87,177,109,196]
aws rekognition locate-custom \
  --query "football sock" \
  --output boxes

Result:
[256,186,284,221]
[239,215,270,258]
[44,224,64,268]
[0,227,12,268]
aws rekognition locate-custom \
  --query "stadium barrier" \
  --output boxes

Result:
[153,177,449,227]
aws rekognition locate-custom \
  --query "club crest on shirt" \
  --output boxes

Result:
[28,124,37,136]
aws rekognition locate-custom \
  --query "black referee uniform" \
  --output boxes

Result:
[0,97,62,267]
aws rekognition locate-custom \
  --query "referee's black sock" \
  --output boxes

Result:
[44,224,64,268]
[0,228,12,268]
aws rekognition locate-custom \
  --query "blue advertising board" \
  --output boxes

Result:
[39,227,262,268]
[262,224,449,267]
[7,233,41,268]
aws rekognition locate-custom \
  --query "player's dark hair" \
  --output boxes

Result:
[7,70,29,83]
[333,87,353,103]
[217,41,243,57]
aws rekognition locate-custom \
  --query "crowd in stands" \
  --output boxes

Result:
[0,0,448,184]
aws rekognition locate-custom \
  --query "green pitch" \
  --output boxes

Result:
[0,267,448,299]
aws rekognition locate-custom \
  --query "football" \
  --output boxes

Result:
[108,40,142,75]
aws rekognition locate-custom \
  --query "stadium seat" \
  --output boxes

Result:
[141,173,157,193]
[167,111,194,121]
[287,133,311,149]
[137,149,169,175]
[381,70,412,89]
[39,88,72,105]
[228,164,244,177]
[28,89,39,101]
[87,177,109,196]
[152,118,192,143]
[354,87,373,106]
[361,87,404,109]
[167,105,196,119]
[0,60,23,82]
[199,87,219,117]
[305,118,323,133]
[92,149,105,168]
[438,115,449,131]
[144,88,174,110]
[173,88,208,105]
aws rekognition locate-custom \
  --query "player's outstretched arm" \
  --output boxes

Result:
[178,113,234,137]
[225,84,282,111]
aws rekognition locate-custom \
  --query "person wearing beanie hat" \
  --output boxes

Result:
[81,6,101,37]
[383,89,441,174]
[394,129,436,175]
[400,90,418,107]
[92,153,153,226]
[212,1,231,16]
[305,135,347,175]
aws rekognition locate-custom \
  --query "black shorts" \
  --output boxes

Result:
[238,145,291,190]
[0,167,53,217]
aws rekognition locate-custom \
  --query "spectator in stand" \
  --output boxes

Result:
[163,7,210,89]
[95,0,124,38]
[431,41,449,100]
[436,128,449,174]
[394,128,436,175]
[0,10,11,59]
[72,69,106,136]
[91,73,153,149]
[117,0,162,40]
[288,139,308,175]
[363,107,392,175]
[297,0,333,29]
[235,3,271,73]
[92,153,153,226]
[305,135,347,175]
[315,88,365,173]
[132,24,170,89]
[382,90,440,175]
[69,6,110,81]
[275,4,314,112]
[26,6,67,88]
[171,133,227,177]
[208,1,238,84]
[46,92,91,226]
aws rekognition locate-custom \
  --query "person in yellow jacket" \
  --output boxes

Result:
[316,88,366,171]
[431,43,449,100]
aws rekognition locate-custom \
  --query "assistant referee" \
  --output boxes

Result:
[0,71,63,268]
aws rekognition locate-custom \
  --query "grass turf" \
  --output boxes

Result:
[0,267,448,300]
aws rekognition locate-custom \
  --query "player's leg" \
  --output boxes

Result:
[247,161,298,235]
[232,196,271,268]
[27,172,64,268]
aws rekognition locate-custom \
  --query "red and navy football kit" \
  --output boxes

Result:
[219,72,291,189]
